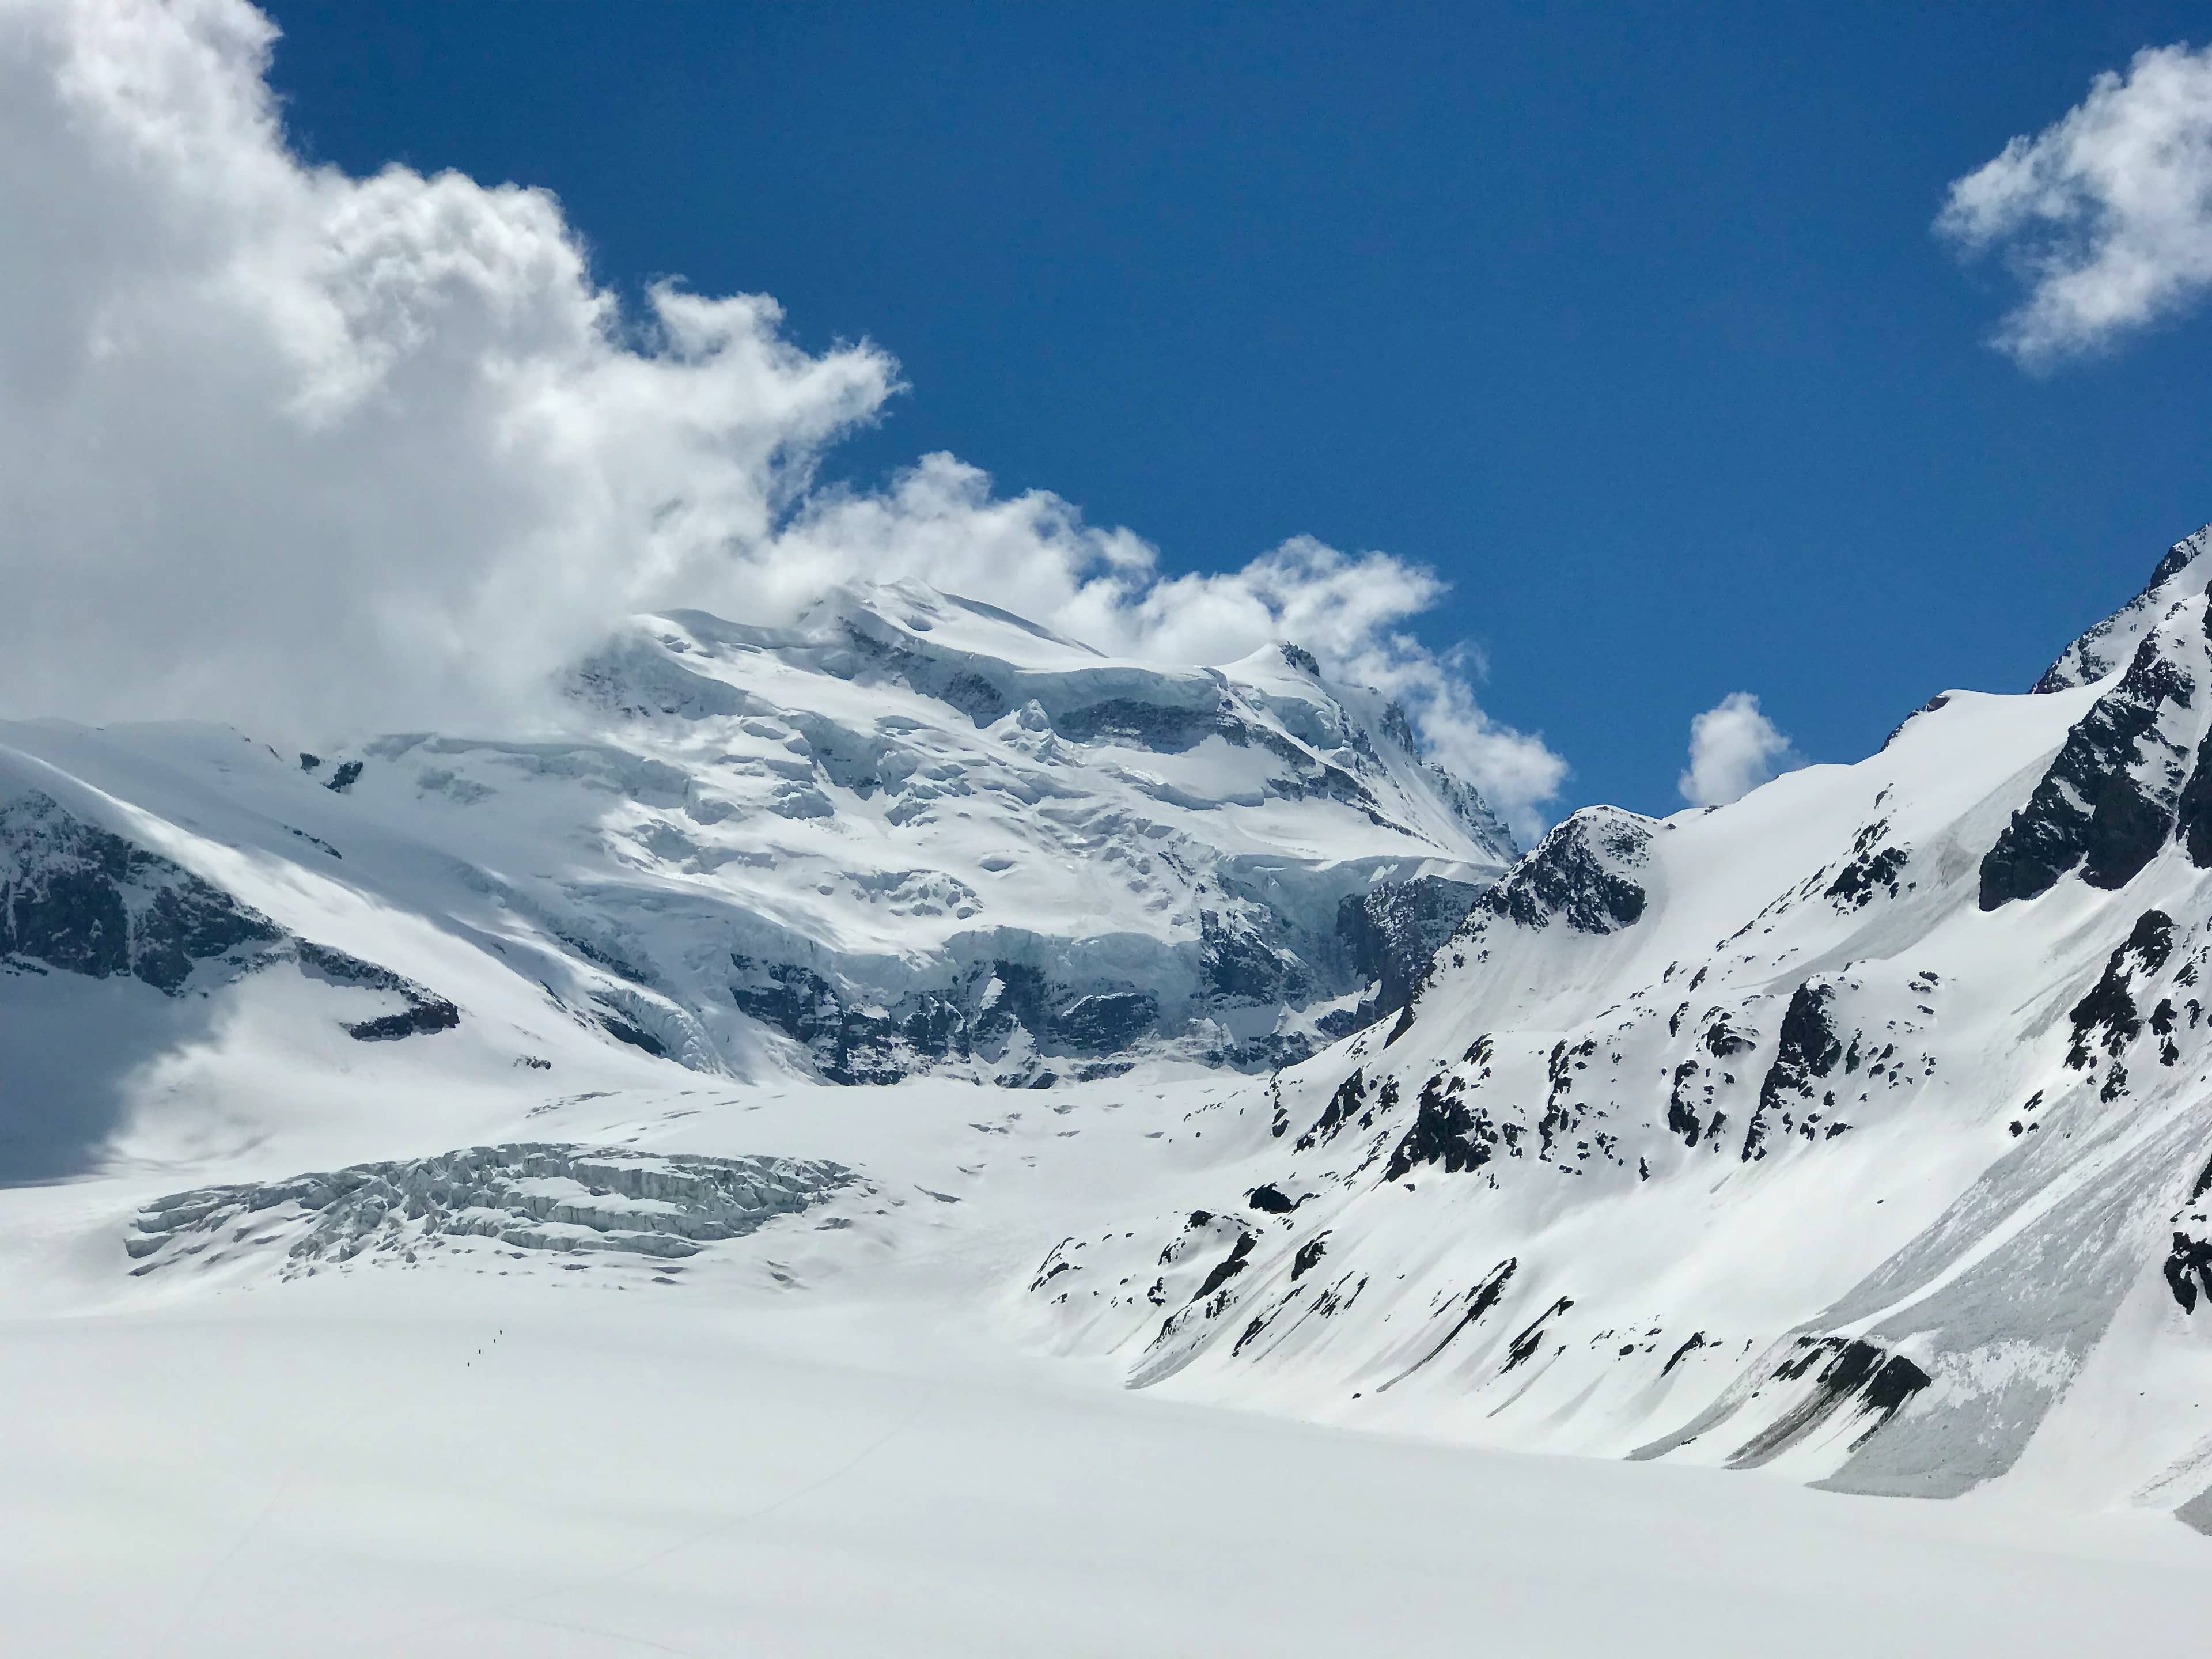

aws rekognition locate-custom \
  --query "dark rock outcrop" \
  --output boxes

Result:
[2065,910,2174,1071]
[1334,876,1483,1020]
[1474,808,1653,937]
[1384,1073,1494,1180]
[1744,980,1846,1161]
[1,791,282,993]
[2,791,460,1042]
[1982,630,2196,908]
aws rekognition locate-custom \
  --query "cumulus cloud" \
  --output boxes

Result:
[0,0,893,736]
[1938,44,2212,362]
[0,0,1563,830]
[1678,693,1798,808]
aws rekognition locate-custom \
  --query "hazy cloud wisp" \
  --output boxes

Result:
[0,0,1566,833]
[1940,43,2212,363]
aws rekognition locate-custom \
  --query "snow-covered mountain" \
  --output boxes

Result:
[17,532,2212,1600]
[1027,525,2212,1524]
[0,578,1510,1178]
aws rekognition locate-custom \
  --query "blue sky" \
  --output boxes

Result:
[255,1,2212,819]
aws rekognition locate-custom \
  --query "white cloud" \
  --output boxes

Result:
[0,0,1566,832]
[0,0,893,734]
[1938,44,2212,362]
[1678,692,1798,808]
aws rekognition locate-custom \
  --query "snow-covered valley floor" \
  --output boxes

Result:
[17,1285,2212,1658]
[5,1077,2208,1658]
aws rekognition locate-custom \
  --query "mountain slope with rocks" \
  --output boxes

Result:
[1026,525,2212,1527]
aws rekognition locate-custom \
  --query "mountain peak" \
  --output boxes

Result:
[2035,523,2212,693]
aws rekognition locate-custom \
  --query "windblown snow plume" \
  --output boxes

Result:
[0,0,1562,829]
[1940,43,2212,363]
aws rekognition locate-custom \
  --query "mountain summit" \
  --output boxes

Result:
[2035,524,2212,692]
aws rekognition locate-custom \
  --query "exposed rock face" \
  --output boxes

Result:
[724,952,1159,1086]
[1983,620,2202,907]
[126,1144,857,1274]
[1333,876,1484,1024]
[297,941,460,1040]
[0,790,281,993]
[1743,978,1845,1162]
[1,788,458,1039]
[1383,1071,1494,1180]
[2165,1165,2212,1315]
[2064,910,2175,1073]
[1472,807,1653,936]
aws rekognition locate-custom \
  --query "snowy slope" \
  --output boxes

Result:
[1025,527,2212,1527]
[12,1108,2211,1658]
[3,1058,2207,1657]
